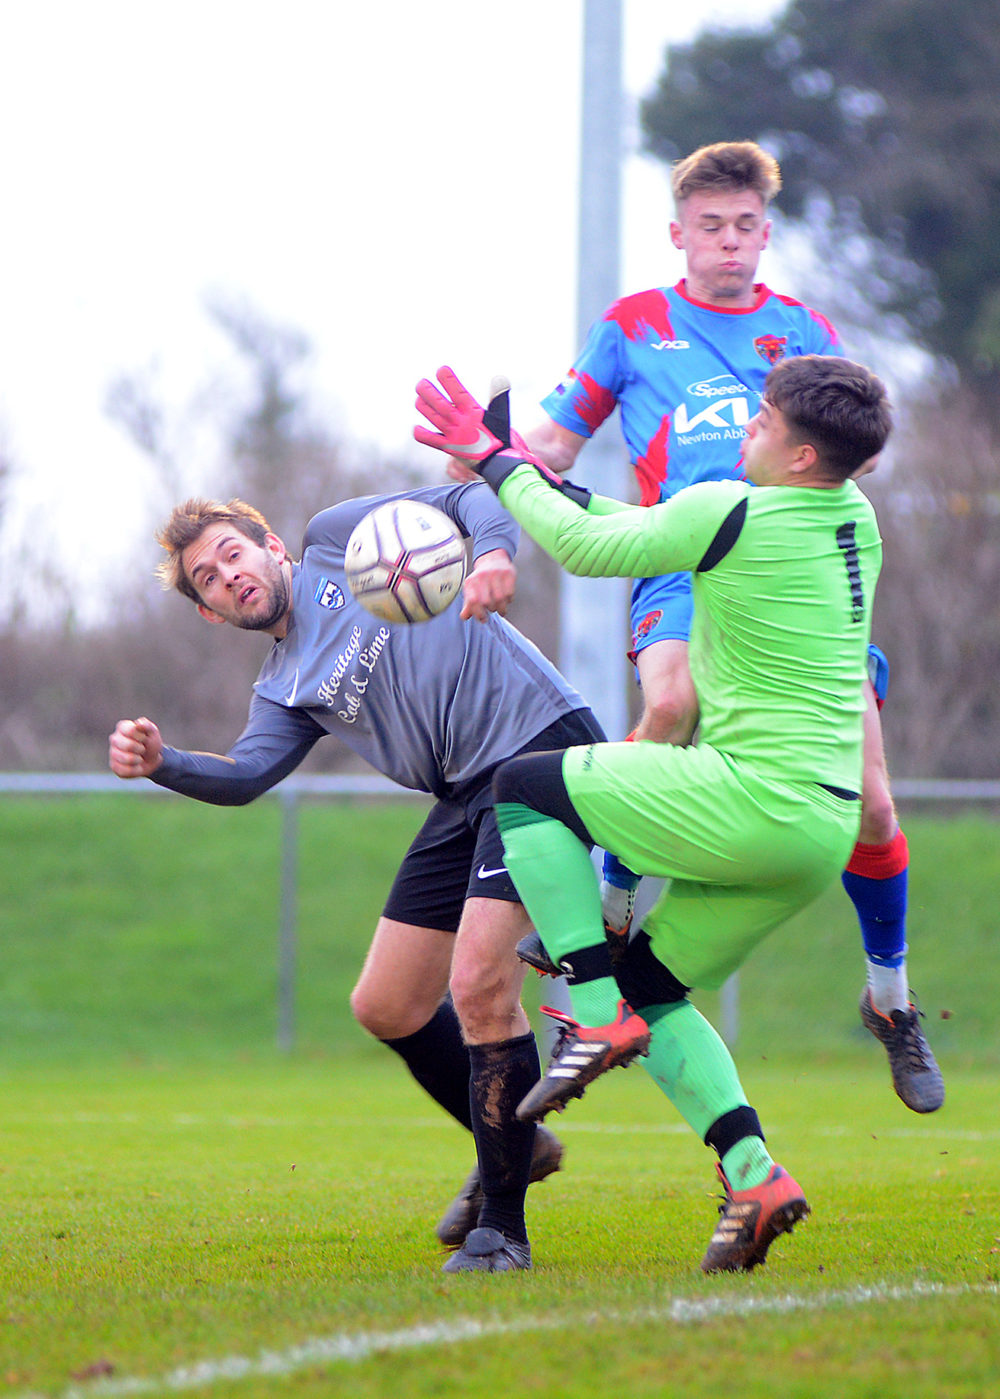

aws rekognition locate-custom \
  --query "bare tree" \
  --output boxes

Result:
[864,385,1000,778]
[0,298,577,771]
[106,294,423,537]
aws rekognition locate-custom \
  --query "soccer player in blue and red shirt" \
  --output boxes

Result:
[521,141,942,1113]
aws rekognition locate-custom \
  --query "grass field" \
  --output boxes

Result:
[1,796,998,1396]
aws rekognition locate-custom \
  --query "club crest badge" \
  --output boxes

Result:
[314,577,346,610]
[753,334,787,365]
[633,609,663,645]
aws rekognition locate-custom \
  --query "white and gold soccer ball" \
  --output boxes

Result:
[344,498,468,624]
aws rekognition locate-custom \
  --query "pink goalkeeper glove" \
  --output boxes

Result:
[415,367,580,504]
[413,366,515,466]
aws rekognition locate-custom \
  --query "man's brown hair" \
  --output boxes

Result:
[764,355,893,480]
[671,141,782,208]
[155,497,276,603]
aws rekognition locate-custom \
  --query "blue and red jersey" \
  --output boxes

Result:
[541,280,841,506]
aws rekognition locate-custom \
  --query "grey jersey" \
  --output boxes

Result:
[152,481,586,804]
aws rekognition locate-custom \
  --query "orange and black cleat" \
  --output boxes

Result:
[701,1163,809,1273]
[516,1000,651,1122]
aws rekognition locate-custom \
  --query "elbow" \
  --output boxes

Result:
[189,783,266,808]
[227,789,261,808]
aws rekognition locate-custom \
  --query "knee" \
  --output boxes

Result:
[349,982,386,1038]
[492,754,527,806]
[449,962,500,1036]
[639,687,697,746]
[350,981,424,1042]
[493,748,564,809]
[859,775,898,845]
[616,930,690,1012]
[449,957,522,1042]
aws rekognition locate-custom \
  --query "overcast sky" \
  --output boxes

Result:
[0,0,786,609]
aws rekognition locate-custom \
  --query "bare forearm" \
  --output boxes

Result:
[521,418,587,476]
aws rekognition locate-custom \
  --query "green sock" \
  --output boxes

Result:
[720,1134,773,1190]
[498,808,774,1185]
[567,973,620,1026]
[496,804,619,1025]
[642,1000,758,1143]
[496,804,604,965]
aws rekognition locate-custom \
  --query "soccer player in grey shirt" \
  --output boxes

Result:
[109,480,604,1274]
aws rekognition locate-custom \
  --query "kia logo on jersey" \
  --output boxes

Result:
[674,375,751,436]
[754,334,788,365]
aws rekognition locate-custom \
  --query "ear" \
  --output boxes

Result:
[761,218,772,249]
[669,219,684,251]
[196,602,227,625]
[788,441,820,476]
[264,532,286,560]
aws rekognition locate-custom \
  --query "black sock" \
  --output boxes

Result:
[382,998,473,1131]
[468,1032,540,1244]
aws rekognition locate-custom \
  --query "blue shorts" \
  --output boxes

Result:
[629,573,693,661]
[867,643,889,707]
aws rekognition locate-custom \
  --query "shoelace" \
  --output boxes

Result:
[550,1022,579,1061]
[708,1163,730,1213]
[541,1014,585,1069]
[895,1008,935,1072]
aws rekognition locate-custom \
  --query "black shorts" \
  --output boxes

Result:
[381,708,606,932]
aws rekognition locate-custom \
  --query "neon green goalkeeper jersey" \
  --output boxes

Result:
[497,469,882,794]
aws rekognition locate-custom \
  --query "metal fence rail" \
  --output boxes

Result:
[0,772,407,796]
[5,774,1000,799]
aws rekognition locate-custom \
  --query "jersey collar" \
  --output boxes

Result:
[674,279,772,314]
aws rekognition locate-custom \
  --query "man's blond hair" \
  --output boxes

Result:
[671,141,781,209]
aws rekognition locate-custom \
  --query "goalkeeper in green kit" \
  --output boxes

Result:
[415,353,892,1273]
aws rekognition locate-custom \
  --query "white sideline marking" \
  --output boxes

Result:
[17,1114,1000,1144]
[16,1282,998,1399]
[560,1122,1000,1142]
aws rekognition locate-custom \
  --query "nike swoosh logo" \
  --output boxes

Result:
[458,428,498,461]
[477,863,507,880]
[284,668,300,706]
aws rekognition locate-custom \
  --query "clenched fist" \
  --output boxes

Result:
[108,717,164,779]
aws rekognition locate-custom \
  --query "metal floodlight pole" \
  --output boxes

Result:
[543,0,630,1036]
[559,0,630,740]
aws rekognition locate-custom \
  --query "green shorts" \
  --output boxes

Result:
[563,740,860,990]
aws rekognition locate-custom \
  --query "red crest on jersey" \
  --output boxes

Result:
[633,609,663,644]
[754,334,787,365]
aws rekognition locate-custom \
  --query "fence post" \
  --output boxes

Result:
[720,974,739,1047]
[277,786,298,1052]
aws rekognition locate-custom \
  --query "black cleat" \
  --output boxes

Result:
[435,1124,564,1249]
[860,988,945,1113]
[515,930,567,978]
[441,1226,531,1273]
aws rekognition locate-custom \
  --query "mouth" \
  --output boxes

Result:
[239,584,258,607]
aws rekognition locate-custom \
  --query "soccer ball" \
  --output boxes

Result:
[344,498,468,624]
